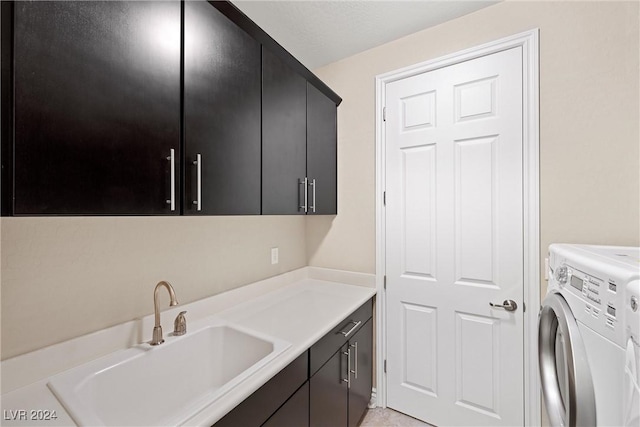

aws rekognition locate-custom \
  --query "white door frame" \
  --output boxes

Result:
[375,29,540,426]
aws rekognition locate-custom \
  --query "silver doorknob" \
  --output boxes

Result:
[489,299,518,312]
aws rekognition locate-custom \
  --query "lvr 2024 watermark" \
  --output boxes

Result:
[3,410,58,421]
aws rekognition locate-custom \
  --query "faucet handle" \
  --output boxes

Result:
[173,311,187,336]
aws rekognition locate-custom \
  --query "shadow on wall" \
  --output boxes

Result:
[306,215,336,264]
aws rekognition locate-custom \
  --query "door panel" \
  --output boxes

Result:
[402,302,437,396]
[348,318,373,427]
[13,1,180,214]
[454,312,501,418]
[310,344,348,427]
[386,47,524,426]
[262,47,307,215]
[454,135,498,287]
[184,0,261,215]
[306,82,337,215]
[263,382,310,427]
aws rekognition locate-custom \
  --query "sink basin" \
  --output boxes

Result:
[48,324,290,426]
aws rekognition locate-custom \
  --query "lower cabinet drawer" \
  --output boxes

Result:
[214,351,308,427]
[262,382,309,427]
[310,299,372,376]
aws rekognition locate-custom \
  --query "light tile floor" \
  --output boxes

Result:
[360,408,434,427]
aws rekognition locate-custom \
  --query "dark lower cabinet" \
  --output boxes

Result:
[310,299,373,427]
[310,318,373,427]
[11,1,181,215]
[213,298,373,427]
[214,352,308,427]
[263,382,310,427]
[310,343,349,427]
[348,319,373,427]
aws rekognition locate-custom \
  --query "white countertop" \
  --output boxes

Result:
[1,268,376,426]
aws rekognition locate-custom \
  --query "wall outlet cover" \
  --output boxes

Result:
[271,247,279,265]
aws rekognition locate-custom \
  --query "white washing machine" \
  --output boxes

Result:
[624,279,640,427]
[539,244,640,427]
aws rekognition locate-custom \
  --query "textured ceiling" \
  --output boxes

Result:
[231,1,499,70]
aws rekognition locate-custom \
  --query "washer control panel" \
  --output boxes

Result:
[548,244,639,348]
[555,262,624,344]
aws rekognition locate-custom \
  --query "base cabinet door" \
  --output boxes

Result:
[263,382,309,427]
[348,319,373,427]
[310,344,349,427]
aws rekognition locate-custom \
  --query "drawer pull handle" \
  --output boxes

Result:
[342,349,351,388]
[193,154,202,211]
[350,342,358,379]
[299,178,308,213]
[166,149,176,211]
[339,320,362,337]
[310,178,316,213]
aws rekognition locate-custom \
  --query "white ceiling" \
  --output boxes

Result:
[231,1,499,70]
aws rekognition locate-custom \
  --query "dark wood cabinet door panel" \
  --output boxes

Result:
[261,47,307,215]
[214,351,309,427]
[348,318,373,427]
[262,382,310,427]
[306,83,337,215]
[184,0,261,215]
[310,344,349,427]
[13,1,180,214]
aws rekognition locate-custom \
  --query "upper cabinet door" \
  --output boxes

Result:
[306,83,337,215]
[184,1,261,215]
[262,47,307,215]
[12,1,180,215]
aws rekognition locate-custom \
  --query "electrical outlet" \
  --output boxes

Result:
[271,247,279,265]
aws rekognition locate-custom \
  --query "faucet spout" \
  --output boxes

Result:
[151,281,179,345]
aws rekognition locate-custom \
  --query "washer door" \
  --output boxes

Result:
[538,292,596,427]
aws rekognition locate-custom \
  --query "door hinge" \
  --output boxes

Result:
[383,191,386,206]
[383,107,386,122]
[523,301,526,312]
[383,275,387,290]
[384,359,387,373]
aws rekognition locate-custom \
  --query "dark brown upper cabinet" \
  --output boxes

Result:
[184,1,261,215]
[8,1,181,215]
[261,47,307,215]
[306,82,337,215]
[1,0,341,216]
[261,53,338,216]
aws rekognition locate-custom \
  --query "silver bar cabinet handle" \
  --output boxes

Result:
[350,342,358,378]
[299,177,308,213]
[310,178,316,213]
[342,348,351,388]
[193,154,202,211]
[166,149,176,211]
[339,320,362,337]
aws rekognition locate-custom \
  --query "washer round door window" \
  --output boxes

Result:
[539,293,597,427]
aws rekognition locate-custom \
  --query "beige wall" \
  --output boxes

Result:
[1,216,306,359]
[307,1,640,293]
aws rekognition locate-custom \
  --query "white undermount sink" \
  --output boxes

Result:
[48,323,290,426]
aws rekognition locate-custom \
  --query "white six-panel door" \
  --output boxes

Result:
[385,47,524,426]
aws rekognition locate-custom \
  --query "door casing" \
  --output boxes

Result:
[374,29,540,426]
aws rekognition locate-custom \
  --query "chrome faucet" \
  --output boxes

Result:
[150,281,179,345]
